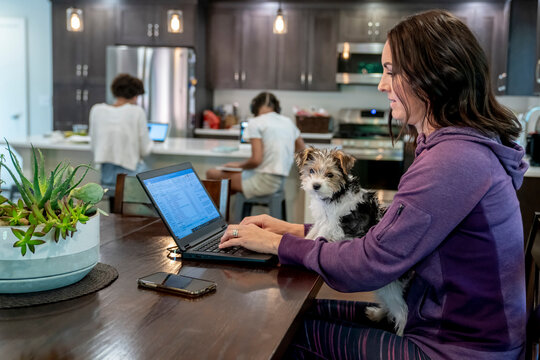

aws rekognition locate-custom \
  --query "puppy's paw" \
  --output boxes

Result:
[365,305,387,322]
[393,312,407,336]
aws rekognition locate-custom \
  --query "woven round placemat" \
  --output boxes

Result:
[0,262,118,309]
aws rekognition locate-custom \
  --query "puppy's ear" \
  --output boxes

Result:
[295,147,316,168]
[334,150,356,175]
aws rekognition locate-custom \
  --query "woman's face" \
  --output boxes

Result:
[378,41,430,134]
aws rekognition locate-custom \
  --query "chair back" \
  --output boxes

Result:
[525,212,540,360]
[113,174,231,221]
[114,173,158,217]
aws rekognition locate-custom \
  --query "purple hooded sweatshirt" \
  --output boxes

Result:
[279,127,529,360]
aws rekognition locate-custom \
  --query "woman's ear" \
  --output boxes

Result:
[333,150,356,175]
[295,146,316,168]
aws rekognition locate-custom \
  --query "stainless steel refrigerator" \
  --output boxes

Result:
[106,46,196,137]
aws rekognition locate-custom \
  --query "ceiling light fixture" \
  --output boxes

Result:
[66,7,83,32]
[273,3,287,34]
[168,10,183,33]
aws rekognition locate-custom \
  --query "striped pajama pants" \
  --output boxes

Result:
[285,300,430,360]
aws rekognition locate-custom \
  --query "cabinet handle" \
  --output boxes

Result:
[82,64,88,77]
[497,73,506,92]
[147,24,153,37]
[76,64,82,77]
[308,73,312,85]
[300,73,305,84]
[234,72,239,81]
[536,60,540,84]
[82,89,88,102]
[154,24,159,37]
[76,89,82,102]
[241,72,246,82]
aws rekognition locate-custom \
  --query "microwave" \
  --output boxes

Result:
[336,42,384,85]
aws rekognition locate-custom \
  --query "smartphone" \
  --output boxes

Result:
[137,272,217,297]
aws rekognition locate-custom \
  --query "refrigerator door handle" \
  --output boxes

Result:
[143,47,153,116]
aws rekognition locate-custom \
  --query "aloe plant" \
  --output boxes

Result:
[0,140,107,256]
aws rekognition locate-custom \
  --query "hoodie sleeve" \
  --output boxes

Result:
[279,140,495,292]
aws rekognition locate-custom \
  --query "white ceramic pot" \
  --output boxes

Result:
[0,213,100,293]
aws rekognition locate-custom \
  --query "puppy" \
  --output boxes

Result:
[296,147,409,336]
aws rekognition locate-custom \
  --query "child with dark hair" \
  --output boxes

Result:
[89,73,152,192]
[207,92,305,199]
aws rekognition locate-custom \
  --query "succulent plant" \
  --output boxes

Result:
[0,140,107,256]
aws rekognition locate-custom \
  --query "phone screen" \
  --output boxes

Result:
[138,272,216,297]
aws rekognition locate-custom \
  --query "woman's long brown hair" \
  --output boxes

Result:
[387,10,521,145]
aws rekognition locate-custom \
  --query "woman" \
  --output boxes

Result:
[206,92,305,199]
[89,73,152,191]
[220,10,527,360]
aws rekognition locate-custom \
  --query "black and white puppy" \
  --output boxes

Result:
[296,147,409,336]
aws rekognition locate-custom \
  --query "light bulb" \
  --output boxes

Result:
[275,15,284,32]
[171,15,180,32]
[70,14,81,31]
[342,42,350,60]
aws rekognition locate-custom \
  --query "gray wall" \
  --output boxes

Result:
[0,0,52,135]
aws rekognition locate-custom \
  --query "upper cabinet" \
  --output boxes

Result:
[339,8,407,43]
[208,5,338,91]
[52,1,116,130]
[208,8,277,89]
[116,3,196,47]
[277,9,338,91]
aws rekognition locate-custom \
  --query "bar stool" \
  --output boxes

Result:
[233,190,287,223]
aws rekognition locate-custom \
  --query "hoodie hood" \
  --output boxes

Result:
[415,127,529,189]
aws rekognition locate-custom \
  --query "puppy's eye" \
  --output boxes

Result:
[326,173,334,178]
[309,169,315,174]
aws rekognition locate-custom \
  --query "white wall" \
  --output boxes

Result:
[0,0,52,136]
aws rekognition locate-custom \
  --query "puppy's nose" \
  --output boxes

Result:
[313,183,321,191]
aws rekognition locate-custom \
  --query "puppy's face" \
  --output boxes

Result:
[296,147,355,200]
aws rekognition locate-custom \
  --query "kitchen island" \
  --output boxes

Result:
[3,135,331,223]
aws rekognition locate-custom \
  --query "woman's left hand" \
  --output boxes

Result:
[219,224,281,255]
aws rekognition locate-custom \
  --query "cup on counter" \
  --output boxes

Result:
[72,124,88,135]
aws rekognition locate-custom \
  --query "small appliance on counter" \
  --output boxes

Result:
[332,108,404,190]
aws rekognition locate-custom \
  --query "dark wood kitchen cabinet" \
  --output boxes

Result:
[339,7,408,43]
[52,1,115,130]
[277,9,338,91]
[208,8,277,89]
[116,2,196,47]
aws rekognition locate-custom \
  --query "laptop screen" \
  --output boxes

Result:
[141,168,221,239]
[148,123,169,142]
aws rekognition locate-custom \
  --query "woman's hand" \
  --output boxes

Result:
[219,224,281,255]
[240,214,304,237]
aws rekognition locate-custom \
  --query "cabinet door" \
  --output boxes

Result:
[52,3,84,85]
[208,9,241,89]
[83,4,116,85]
[155,4,196,46]
[536,0,540,93]
[82,84,107,127]
[339,10,374,42]
[53,84,84,130]
[116,5,156,46]
[276,9,309,90]
[307,10,338,91]
[240,9,277,89]
[375,9,409,42]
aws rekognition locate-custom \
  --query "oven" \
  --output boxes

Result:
[331,108,404,190]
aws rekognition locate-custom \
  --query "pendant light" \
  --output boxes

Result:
[66,7,83,32]
[273,2,287,34]
[167,10,184,33]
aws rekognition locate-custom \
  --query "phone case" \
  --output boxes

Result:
[138,274,216,297]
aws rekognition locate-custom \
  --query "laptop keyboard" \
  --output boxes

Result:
[193,236,241,255]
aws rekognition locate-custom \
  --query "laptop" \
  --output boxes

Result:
[136,162,276,263]
[147,122,169,142]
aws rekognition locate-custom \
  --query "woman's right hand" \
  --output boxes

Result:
[240,214,304,237]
